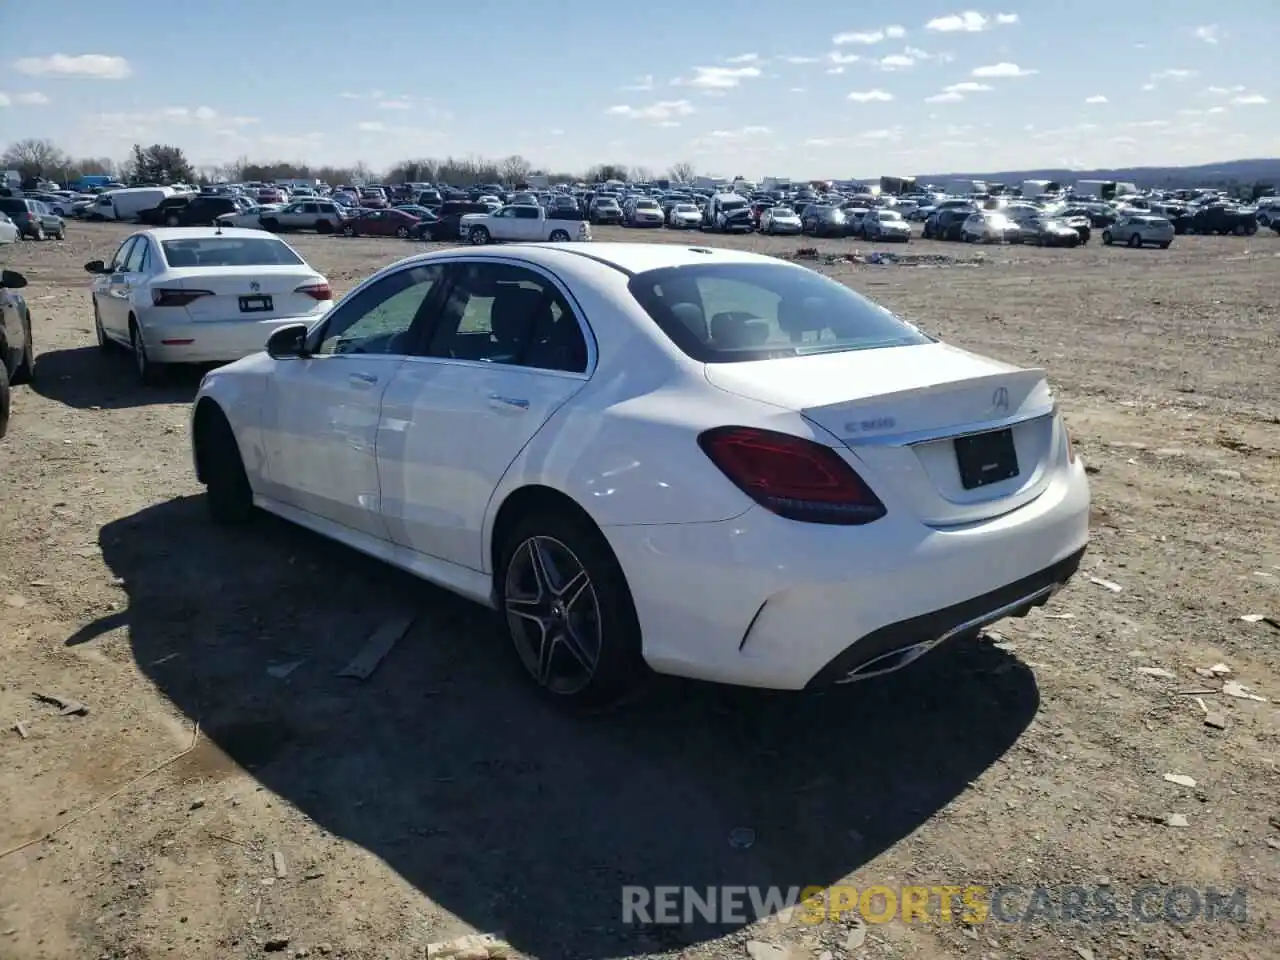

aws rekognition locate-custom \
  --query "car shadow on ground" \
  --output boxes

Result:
[33,346,202,409]
[76,495,1039,958]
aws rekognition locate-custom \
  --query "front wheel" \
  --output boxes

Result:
[548,229,570,242]
[468,226,490,245]
[198,408,254,524]
[31,225,45,241]
[260,218,280,232]
[341,223,356,237]
[1128,233,1142,247]
[498,510,645,708]
[1159,242,1171,249]
[1101,231,1113,245]
[395,225,410,238]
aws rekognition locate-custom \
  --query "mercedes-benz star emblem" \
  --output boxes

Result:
[992,386,1010,412]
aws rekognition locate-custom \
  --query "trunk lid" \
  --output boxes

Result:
[704,342,1059,526]
[163,267,327,322]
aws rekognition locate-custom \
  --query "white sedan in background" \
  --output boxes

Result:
[667,203,703,229]
[86,227,333,384]
[759,205,802,234]
[190,243,1090,706]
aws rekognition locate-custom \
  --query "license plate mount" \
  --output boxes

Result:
[239,295,273,313]
[954,428,1020,490]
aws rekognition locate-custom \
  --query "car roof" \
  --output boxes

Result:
[143,226,286,241]
[391,241,782,277]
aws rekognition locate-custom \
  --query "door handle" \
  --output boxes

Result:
[349,371,379,386]
[489,393,529,410]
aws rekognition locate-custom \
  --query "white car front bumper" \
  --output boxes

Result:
[603,456,1090,690]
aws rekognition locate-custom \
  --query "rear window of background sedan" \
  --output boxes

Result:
[160,237,304,268]
[627,263,933,363]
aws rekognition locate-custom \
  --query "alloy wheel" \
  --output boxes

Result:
[504,535,602,696]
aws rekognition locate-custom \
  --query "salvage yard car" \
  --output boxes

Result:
[86,227,333,384]
[1013,215,1082,247]
[861,209,912,243]
[189,243,1090,706]
[460,204,590,244]
[759,205,802,234]
[1101,215,1174,248]
[0,268,34,439]
[961,211,1021,244]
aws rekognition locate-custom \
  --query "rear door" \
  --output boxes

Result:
[376,257,593,569]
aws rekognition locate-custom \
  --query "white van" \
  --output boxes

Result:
[91,187,176,222]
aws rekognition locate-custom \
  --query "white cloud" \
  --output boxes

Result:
[724,53,760,63]
[860,127,904,141]
[1193,25,1222,44]
[1232,93,1269,105]
[779,55,821,64]
[12,53,132,79]
[1132,120,1170,128]
[847,89,894,102]
[1150,68,1196,81]
[1141,83,1156,91]
[877,54,915,70]
[621,74,655,91]
[790,87,806,93]
[378,98,412,110]
[804,137,844,148]
[885,25,907,38]
[828,52,861,65]
[680,65,761,89]
[705,126,770,139]
[995,12,1019,24]
[944,81,991,93]
[357,121,385,132]
[926,11,989,32]
[1207,106,1227,114]
[925,91,965,103]
[1084,94,1108,103]
[834,30,886,44]
[0,91,49,106]
[1206,84,1246,94]
[825,67,845,75]
[605,99,695,121]
[971,62,1038,77]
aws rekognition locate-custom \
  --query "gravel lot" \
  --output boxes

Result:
[1,222,1278,960]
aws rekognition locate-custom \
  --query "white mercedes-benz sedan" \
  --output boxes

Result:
[190,243,1090,705]
[86,227,333,384]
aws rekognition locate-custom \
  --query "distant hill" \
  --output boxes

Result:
[897,157,1280,189]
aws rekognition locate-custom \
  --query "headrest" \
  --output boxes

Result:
[710,312,770,348]
[668,301,707,339]
[490,285,543,341]
[777,296,827,338]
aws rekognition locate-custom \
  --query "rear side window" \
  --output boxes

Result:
[628,263,932,363]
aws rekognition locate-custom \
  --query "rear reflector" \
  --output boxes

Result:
[698,426,887,525]
[295,282,332,301]
[152,288,213,307]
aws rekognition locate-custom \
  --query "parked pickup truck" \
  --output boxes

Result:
[459,204,590,245]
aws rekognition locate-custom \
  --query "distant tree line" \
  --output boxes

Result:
[3,137,701,188]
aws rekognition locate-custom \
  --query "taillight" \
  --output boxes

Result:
[295,282,332,301]
[698,426,886,525]
[152,288,212,307]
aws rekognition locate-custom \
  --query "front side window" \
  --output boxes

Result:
[628,263,931,363]
[125,237,150,273]
[109,237,137,271]
[315,264,444,356]
[425,262,588,373]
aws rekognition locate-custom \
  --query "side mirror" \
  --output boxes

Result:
[266,323,309,360]
[0,269,27,289]
[84,260,106,274]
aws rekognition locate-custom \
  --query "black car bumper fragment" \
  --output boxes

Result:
[804,545,1086,688]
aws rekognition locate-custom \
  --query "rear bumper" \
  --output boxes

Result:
[603,457,1091,691]
[138,313,324,364]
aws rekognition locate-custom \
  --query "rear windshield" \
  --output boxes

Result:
[628,262,932,363]
[160,237,304,267]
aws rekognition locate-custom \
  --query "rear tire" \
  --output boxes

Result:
[469,226,490,245]
[549,229,570,242]
[1128,233,1142,247]
[497,509,646,709]
[260,218,280,232]
[395,225,410,238]
[165,214,180,227]
[341,223,356,237]
[199,408,254,524]
[130,320,165,386]
[1101,231,1113,245]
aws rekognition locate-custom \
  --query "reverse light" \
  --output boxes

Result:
[152,288,212,307]
[295,282,333,301]
[698,426,887,525]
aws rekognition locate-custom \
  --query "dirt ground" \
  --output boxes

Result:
[1,221,1278,960]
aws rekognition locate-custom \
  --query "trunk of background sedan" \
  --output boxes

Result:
[161,267,327,323]
[704,343,1061,527]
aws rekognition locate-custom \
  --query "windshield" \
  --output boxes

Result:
[160,237,304,267]
[878,211,903,221]
[719,199,748,211]
[675,204,698,213]
[636,200,659,209]
[627,262,932,363]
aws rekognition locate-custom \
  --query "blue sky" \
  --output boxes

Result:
[2,0,1275,179]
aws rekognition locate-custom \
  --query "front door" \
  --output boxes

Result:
[261,262,446,539]
[94,235,137,339]
[377,258,592,570]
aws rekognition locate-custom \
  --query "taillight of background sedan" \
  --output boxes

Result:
[190,243,1089,707]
